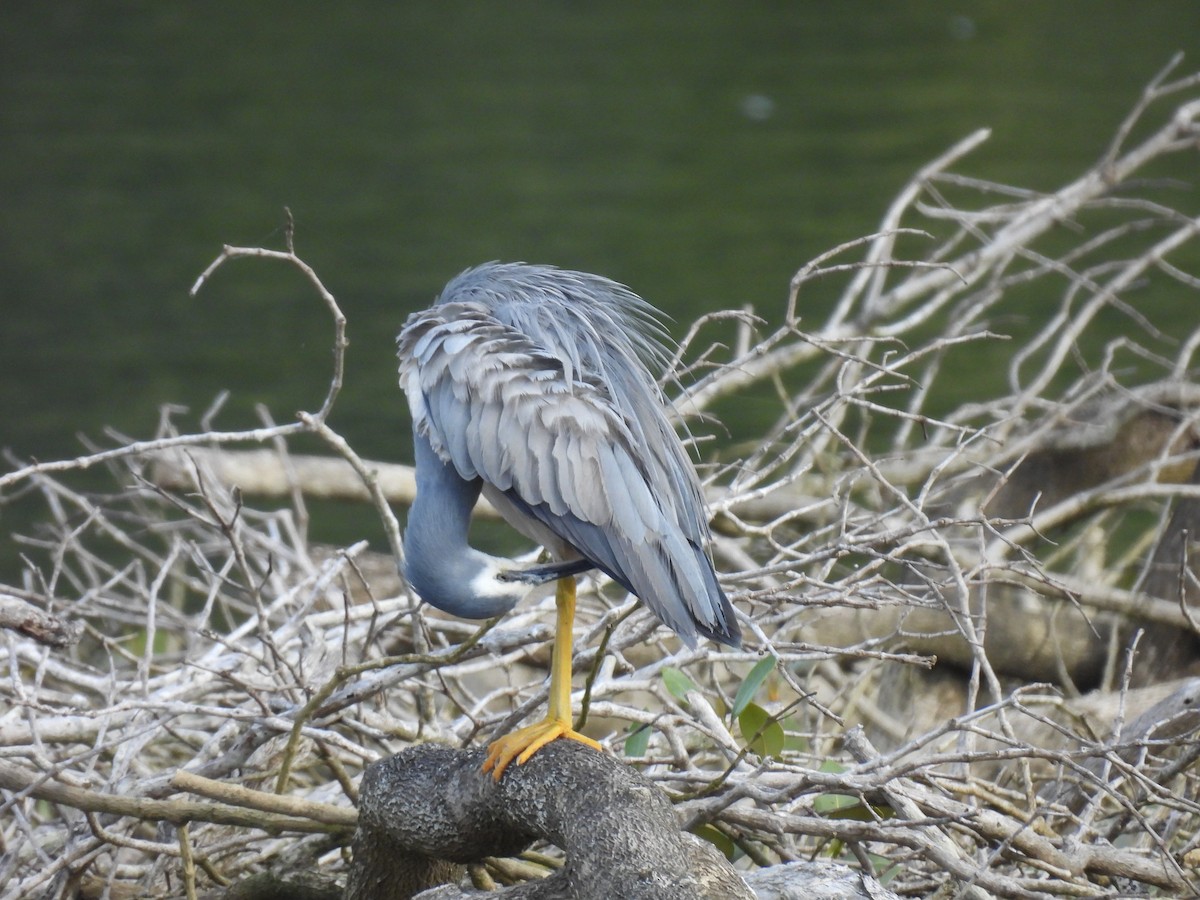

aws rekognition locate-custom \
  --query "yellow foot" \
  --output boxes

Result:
[482,717,603,781]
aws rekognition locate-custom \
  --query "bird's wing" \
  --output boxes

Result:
[398,300,737,645]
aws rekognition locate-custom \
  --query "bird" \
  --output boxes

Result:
[397,262,740,779]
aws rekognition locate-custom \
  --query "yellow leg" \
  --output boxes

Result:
[483,576,602,780]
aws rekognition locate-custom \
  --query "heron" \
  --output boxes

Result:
[397,262,740,779]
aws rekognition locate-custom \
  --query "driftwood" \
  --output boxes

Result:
[150,446,421,506]
[345,742,895,900]
[147,446,822,527]
[346,742,752,899]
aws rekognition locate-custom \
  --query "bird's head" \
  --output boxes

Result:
[404,547,538,620]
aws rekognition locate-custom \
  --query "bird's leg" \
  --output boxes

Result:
[482,575,603,780]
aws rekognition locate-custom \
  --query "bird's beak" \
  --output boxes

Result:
[498,558,595,586]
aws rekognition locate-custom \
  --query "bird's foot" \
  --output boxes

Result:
[483,717,602,781]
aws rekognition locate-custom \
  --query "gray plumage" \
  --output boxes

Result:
[398,262,739,647]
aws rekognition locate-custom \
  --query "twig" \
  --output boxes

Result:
[171,770,356,827]
[0,759,348,834]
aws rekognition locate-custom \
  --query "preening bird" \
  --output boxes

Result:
[397,262,739,778]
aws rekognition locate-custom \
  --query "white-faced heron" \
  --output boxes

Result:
[398,262,740,778]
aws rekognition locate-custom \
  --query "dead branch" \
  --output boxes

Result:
[0,759,343,835]
[0,591,82,648]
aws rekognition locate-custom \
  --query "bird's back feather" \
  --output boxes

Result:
[398,262,739,647]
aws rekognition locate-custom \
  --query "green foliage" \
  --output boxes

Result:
[737,702,785,759]
[813,759,895,860]
[731,654,776,717]
[660,666,699,701]
[624,724,651,758]
[690,823,737,861]
[661,658,790,761]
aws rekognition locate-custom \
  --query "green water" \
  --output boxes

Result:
[0,3,1196,574]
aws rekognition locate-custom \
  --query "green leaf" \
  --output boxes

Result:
[813,759,894,820]
[661,666,699,701]
[812,791,863,816]
[813,786,896,821]
[624,725,651,757]
[823,800,896,821]
[737,702,785,759]
[782,715,808,753]
[872,855,901,884]
[731,654,777,717]
[691,823,737,861]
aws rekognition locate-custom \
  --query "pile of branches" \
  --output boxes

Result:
[3,60,1200,899]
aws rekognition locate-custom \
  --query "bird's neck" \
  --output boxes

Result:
[404,429,524,618]
[410,428,478,551]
